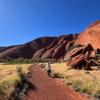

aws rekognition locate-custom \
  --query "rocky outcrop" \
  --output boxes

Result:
[65,41,74,52]
[75,21,100,49]
[64,46,84,61]
[67,54,88,69]
[33,48,47,58]
[34,34,78,59]
[0,34,79,60]
[0,46,15,53]
[0,37,56,59]
[64,21,100,69]
[1,20,100,61]
[66,44,100,70]
[41,47,55,59]
[52,41,67,59]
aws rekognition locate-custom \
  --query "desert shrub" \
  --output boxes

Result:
[64,76,73,85]
[72,80,82,92]
[1,58,34,64]
[32,57,41,63]
[40,58,57,63]
[52,72,64,78]
[0,80,13,100]
[65,78,92,95]
[0,57,57,64]
[80,87,92,95]
[65,80,73,85]
[94,90,100,99]
[0,81,10,95]
[71,80,92,95]
[10,67,37,100]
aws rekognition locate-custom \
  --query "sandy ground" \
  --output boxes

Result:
[23,64,88,100]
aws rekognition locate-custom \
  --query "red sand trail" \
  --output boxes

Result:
[23,64,88,100]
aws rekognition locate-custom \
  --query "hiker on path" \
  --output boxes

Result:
[46,62,51,77]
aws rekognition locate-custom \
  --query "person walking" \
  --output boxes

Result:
[46,62,51,77]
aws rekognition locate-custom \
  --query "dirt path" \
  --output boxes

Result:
[23,64,88,100]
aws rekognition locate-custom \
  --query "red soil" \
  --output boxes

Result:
[23,65,88,100]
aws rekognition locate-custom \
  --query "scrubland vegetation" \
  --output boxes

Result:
[48,63,100,99]
[0,57,57,64]
[0,58,56,99]
[0,58,100,99]
[0,64,30,99]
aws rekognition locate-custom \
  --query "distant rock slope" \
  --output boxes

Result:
[0,34,78,60]
[75,21,100,49]
[1,21,100,60]
[0,37,56,59]
[0,46,15,53]
[33,34,78,59]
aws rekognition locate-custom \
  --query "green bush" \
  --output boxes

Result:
[0,80,11,95]
[81,87,91,95]
[52,72,64,78]
[0,57,57,64]
[0,80,13,100]
[10,67,37,100]
[72,81,82,92]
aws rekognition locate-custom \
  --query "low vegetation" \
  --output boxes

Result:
[51,72,64,78]
[0,57,57,64]
[0,57,57,99]
[0,80,14,100]
[0,64,30,83]
[50,62,100,99]
[0,64,30,99]
[0,59,100,99]
[10,67,36,100]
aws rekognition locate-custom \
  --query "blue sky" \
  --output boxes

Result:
[0,0,100,46]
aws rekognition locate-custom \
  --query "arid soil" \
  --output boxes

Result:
[23,64,88,100]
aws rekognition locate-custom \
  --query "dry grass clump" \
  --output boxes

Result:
[0,80,14,99]
[0,64,31,83]
[51,62,100,99]
[0,64,31,99]
[51,72,64,78]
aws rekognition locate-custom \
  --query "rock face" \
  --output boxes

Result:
[0,34,78,60]
[65,43,100,70]
[65,41,75,52]
[68,54,88,69]
[64,44,93,60]
[63,21,100,69]
[52,41,67,59]
[33,34,78,59]
[0,37,56,59]
[33,48,47,58]
[75,21,100,49]
[64,47,84,61]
